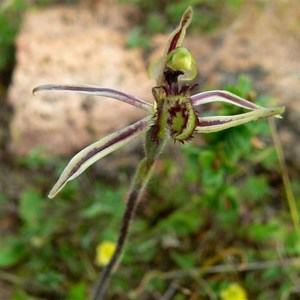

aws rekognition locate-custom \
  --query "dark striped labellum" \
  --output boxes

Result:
[154,95,198,142]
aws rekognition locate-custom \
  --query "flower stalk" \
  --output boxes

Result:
[33,6,284,299]
[93,135,166,299]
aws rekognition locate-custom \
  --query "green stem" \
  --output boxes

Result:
[269,119,300,237]
[92,133,167,300]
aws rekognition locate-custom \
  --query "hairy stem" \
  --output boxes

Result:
[92,184,144,299]
[92,133,166,300]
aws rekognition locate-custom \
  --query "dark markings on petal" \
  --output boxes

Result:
[191,91,258,110]
[168,32,182,54]
[150,107,162,143]
[198,119,232,127]
[167,8,192,54]
[68,120,147,178]
[167,98,198,141]
[167,102,189,134]
[33,85,151,109]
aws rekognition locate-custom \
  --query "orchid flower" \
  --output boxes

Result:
[33,6,284,300]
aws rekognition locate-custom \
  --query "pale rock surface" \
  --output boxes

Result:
[8,1,153,156]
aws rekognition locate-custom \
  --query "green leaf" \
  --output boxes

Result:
[18,147,50,169]
[285,230,300,255]
[248,221,280,243]
[123,238,156,265]
[0,192,6,203]
[171,251,195,269]
[9,291,31,300]
[226,75,252,98]
[201,166,225,188]
[198,149,225,187]
[223,126,252,164]
[261,267,283,282]
[159,210,200,236]
[243,176,269,202]
[82,188,125,220]
[0,237,26,267]
[35,271,64,290]
[81,202,106,218]
[19,190,44,226]
[66,282,88,300]
[198,149,215,168]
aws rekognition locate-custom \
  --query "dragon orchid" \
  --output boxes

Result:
[33,6,284,300]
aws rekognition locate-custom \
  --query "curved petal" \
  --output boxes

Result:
[195,107,285,133]
[166,48,198,81]
[190,90,262,110]
[33,85,153,111]
[48,116,152,198]
[165,6,193,54]
[178,58,197,81]
[150,6,193,85]
[148,57,165,81]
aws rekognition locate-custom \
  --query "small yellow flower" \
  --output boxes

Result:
[220,283,247,300]
[95,241,116,267]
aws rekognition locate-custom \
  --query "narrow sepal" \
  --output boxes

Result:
[165,6,193,54]
[148,6,193,84]
[33,84,153,111]
[148,57,165,81]
[195,106,285,133]
[190,90,262,110]
[48,116,151,198]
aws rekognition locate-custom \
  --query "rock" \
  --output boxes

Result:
[8,1,153,156]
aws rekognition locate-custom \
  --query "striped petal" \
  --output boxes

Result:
[165,6,193,54]
[195,107,285,133]
[190,90,262,110]
[48,116,151,198]
[33,85,153,112]
[148,6,193,84]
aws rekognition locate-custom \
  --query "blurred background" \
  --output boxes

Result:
[1,0,300,299]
